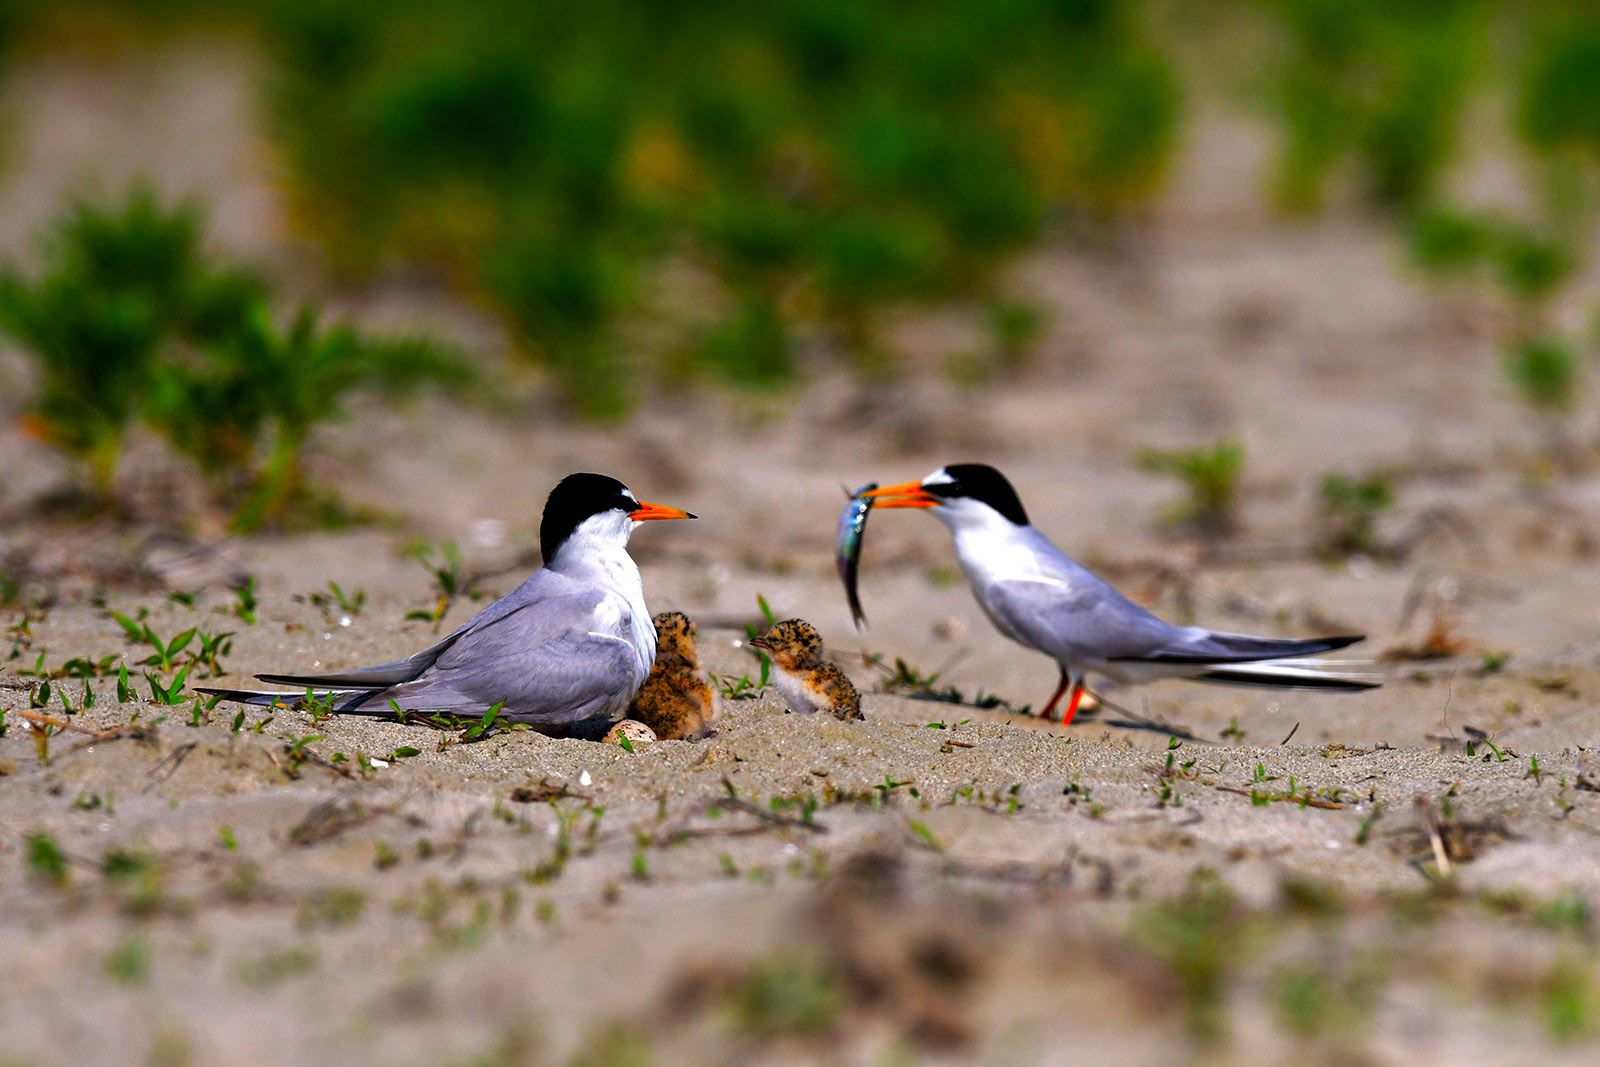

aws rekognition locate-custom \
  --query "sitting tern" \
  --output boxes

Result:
[862,464,1379,724]
[198,473,694,733]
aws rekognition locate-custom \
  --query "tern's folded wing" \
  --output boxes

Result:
[254,568,591,691]
[356,590,640,723]
[983,578,1180,663]
[255,631,463,689]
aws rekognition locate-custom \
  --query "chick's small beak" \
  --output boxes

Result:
[630,501,696,521]
[748,635,773,652]
[861,480,938,509]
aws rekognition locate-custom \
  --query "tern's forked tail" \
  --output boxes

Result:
[1193,657,1383,691]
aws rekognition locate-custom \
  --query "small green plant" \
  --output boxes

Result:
[25,831,70,888]
[231,576,259,625]
[1505,334,1583,417]
[233,945,319,988]
[460,701,505,742]
[296,887,366,930]
[284,735,324,777]
[729,953,844,1038]
[110,613,198,672]
[987,300,1047,369]
[720,594,780,698]
[1315,471,1395,558]
[1543,957,1595,1042]
[715,671,767,701]
[568,1024,652,1067]
[104,933,152,987]
[305,581,365,623]
[145,666,191,705]
[1140,440,1245,537]
[403,541,483,626]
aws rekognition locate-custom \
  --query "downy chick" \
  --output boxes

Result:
[749,618,863,721]
[627,611,717,739]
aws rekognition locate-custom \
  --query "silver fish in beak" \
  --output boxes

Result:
[835,482,876,629]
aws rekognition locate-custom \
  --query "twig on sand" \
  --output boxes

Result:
[510,779,592,804]
[20,710,144,742]
[716,781,828,834]
[1415,795,1452,878]
[287,792,383,846]
[1214,785,1344,810]
[143,741,198,792]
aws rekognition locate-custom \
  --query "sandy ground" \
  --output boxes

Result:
[5,40,1600,1067]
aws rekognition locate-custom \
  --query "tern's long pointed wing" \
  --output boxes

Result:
[982,577,1182,663]
[255,631,463,689]
[1110,632,1365,664]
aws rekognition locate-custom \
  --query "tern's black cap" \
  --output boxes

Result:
[540,473,639,562]
[927,464,1030,526]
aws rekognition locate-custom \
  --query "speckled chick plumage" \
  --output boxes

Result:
[626,611,717,740]
[751,618,863,721]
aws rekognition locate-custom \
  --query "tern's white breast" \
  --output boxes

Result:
[550,512,657,690]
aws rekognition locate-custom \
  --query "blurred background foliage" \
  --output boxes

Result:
[254,0,1180,415]
[0,186,471,529]
[0,0,1599,502]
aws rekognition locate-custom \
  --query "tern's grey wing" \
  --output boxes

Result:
[364,625,638,724]
[982,578,1183,665]
[254,568,578,690]
[353,586,641,724]
[255,633,462,688]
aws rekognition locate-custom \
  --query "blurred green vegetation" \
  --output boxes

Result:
[249,0,1179,414]
[0,187,470,528]
[1254,0,1487,213]
[1,0,1599,425]
[1140,439,1245,538]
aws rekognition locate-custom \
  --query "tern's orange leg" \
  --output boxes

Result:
[1060,684,1085,725]
[1038,668,1072,721]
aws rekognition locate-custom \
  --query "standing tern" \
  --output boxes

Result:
[198,473,695,733]
[862,464,1379,724]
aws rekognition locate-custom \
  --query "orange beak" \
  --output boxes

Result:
[629,501,696,521]
[861,480,939,509]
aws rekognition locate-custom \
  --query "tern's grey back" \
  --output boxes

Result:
[975,526,1185,664]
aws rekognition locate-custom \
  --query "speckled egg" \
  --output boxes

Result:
[603,720,657,746]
